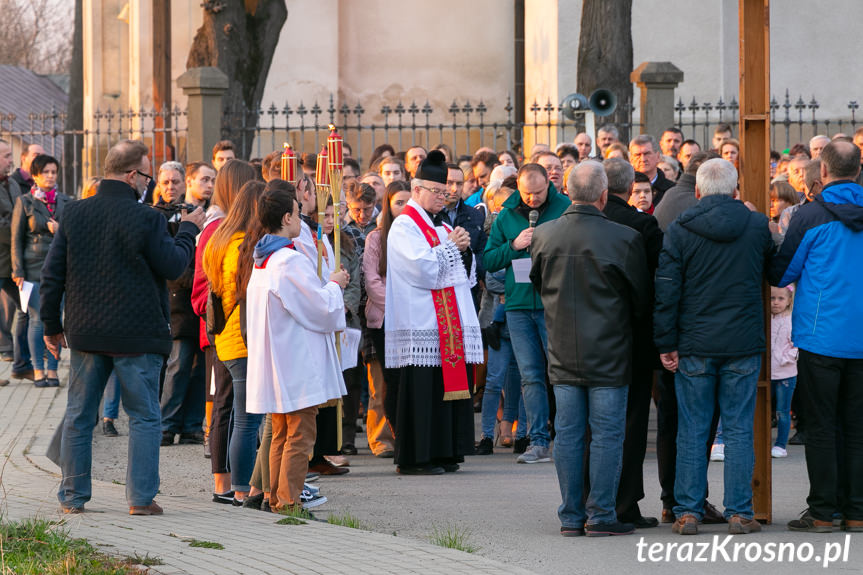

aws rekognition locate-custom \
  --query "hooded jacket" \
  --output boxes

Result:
[654,194,773,357]
[768,180,863,358]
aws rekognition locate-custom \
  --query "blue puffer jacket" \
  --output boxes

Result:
[654,194,774,357]
[768,180,863,358]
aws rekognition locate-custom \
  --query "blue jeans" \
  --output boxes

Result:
[26,281,58,372]
[223,357,263,492]
[58,351,163,508]
[506,309,550,447]
[102,373,120,419]
[772,377,796,448]
[160,338,206,434]
[481,335,527,439]
[554,384,628,527]
[674,354,760,521]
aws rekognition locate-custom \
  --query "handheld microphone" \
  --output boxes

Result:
[528,210,539,228]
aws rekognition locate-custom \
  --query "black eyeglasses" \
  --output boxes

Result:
[129,169,152,185]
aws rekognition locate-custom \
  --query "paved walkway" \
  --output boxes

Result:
[0,359,532,575]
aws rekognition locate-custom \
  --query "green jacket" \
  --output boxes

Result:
[483,185,570,311]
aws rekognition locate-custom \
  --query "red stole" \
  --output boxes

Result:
[402,204,470,401]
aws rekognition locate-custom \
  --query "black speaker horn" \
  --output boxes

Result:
[589,89,617,117]
[561,93,589,121]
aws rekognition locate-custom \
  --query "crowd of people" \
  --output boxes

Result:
[1,119,860,537]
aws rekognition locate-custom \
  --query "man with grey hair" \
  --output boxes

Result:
[600,157,663,528]
[809,135,830,160]
[596,125,619,158]
[654,158,773,536]
[530,160,650,537]
[629,134,675,205]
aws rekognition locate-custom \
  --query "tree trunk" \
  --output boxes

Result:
[65,0,84,195]
[577,0,633,142]
[187,0,288,159]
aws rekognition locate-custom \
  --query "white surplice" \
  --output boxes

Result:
[294,220,335,279]
[384,198,483,368]
[246,246,347,414]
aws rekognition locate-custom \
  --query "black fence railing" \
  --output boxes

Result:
[221,94,641,167]
[675,89,861,151]
[3,89,860,195]
[0,106,188,196]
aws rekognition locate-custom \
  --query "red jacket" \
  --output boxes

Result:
[191,218,222,350]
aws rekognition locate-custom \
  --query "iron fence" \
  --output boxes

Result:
[221,94,641,167]
[0,106,188,196]
[675,89,861,151]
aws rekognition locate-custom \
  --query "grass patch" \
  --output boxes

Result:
[168,533,224,550]
[124,552,164,566]
[0,517,150,574]
[187,540,223,550]
[429,524,478,554]
[326,512,365,530]
[275,516,307,526]
[277,506,313,520]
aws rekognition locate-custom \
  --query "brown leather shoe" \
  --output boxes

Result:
[702,501,727,524]
[845,519,863,533]
[129,501,163,516]
[62,505,84,514]
[672,514,698,535]
[728,515,762,534]
[309,461,350,476]
[661,508,675,523]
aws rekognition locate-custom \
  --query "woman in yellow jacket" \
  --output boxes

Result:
[203,179,266,504]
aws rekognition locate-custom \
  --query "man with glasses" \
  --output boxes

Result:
[442,163,486,301]
[385,150,480,475]
[41,139,205,515]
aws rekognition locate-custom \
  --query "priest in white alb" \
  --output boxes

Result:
[385,150,483,475]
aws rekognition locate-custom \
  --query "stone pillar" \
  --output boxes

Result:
[177,67,229,162]
[630,62,684,138]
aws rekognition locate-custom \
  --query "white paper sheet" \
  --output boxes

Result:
[339,328,363,370]
[512,258,533,284]
[18,281,34,313]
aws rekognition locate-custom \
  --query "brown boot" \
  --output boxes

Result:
[129,501,163,516]
[728,515,762,534]
[672,514,698,535]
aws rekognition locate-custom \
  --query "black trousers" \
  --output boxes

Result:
[614,359,655,520]
[207,346,234,475]
[369,327,401,433]
[797,350,863,521]
[341,360,364,446]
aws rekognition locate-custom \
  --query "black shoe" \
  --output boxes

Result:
[475,437,494,455]
[341,443,358,456]
[702,501,727,524]
[788,509,833,532]
[623,515,659,529]
[179,431,205,445]
[788,430,805,445]
[375,450,394,458]
[442,463,460,472]
[243,492,265,510]
[34,378,51,388]
[397,465,445,476]
[585,521,635,537]
[160,432,176,446]
[212,491,235,504]
[46,377,60,387]
[513,436,529,454]
[102,420,119,437]
[560,525,585,537]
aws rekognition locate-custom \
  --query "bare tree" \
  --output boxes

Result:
[577,0,633,141]
[187,0,288,159]
[0,0,73,75]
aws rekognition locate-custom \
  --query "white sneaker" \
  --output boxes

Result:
[771,446,788,458]
[516,444,552,464]
[710,443,725,462]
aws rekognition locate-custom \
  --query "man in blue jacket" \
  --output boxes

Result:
[654,158,773,536]
[769,140,863,534]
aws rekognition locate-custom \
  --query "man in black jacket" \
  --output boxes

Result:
[629,135,675,206]
[41,139,205,515]
[653,152,710,232]
[442,163,487,302]
[653,158,773,536]
[597,158,662,528]
[531,160,650,537]
[0,139,24,382]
